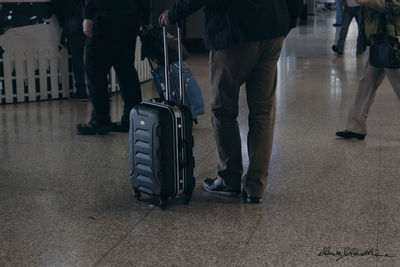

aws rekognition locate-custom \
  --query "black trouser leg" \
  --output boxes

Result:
[63,16,86,94]
[85,38,112,124]
[113,35,142,124]
[337,7,354,48]
[354,7,366,51]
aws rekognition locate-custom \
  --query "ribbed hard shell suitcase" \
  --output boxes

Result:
[129,26,195,210]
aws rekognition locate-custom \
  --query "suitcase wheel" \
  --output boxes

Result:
[184,193,192,205]
[160,197,168,210]
[134,189,142,201]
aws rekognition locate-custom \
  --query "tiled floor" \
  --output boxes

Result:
[1,10,400,267]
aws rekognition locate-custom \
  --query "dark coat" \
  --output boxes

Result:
[83,0,150,25]
[167,0,303,50]
[52,0,84,26]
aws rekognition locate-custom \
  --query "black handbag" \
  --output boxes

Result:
[369,0,400,69]
[140,26,189,65]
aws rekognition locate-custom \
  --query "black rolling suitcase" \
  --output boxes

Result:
[129,26,195,210]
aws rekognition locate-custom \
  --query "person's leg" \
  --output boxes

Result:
[242,37,284,198]
[208,42,261,192]
[335,0,343,25]
[385,68,400,101]
[346,61,385,134]
[336,7,354,49]
[63,16,87,96]
[85,37,113,125]
[112,34,142,126]
[354,7,366,53]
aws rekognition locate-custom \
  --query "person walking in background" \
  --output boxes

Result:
[75,0,150,135]
[160,0,303,203]
[336,0,400,140]
[53,0,88,100]
[334,0,344,26]
[332,0,366,55]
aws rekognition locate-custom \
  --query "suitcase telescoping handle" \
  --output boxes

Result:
[162,26,170,101]
[162,24,185,105]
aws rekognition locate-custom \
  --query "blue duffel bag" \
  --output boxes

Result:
[151,61,205,121]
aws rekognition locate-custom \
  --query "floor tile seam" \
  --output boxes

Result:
[0,160,132,174]
[376,122,382,256]
[122,233,318,247]
[124,233,256,245]
[92,207,154,267]
[0,194,151,221]
[0,139,131,148]
[0,140,80,146]
[244,214,263,245]
[0,176,132,192]
[0,184,58,195]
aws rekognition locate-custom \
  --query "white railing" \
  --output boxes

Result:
[0,40,152,104]
[0,3,152,104]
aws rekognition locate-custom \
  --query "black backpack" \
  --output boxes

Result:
[140,26,189,65]
[369,0,400,69]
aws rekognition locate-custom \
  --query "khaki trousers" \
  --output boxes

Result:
[347,61,400,134]
[209,37,284,198]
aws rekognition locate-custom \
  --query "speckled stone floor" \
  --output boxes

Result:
[1,10,400,267]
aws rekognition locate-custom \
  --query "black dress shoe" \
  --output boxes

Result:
[332,45,344,55]
[356,47,366,55]
[110,122,130,132]
[242,190,263,204]
[336,130,366,140]
[202,178,240,196]
[333,23,342,27]
[75,121,111,135]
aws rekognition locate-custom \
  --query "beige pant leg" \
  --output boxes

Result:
[385,68,400,100]
[242,37,284,198]
[210,42,263,190]
[347,61,385,134]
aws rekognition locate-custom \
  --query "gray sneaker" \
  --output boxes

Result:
[202,178,240,196]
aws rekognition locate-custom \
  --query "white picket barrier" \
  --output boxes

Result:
[0,5,152,104]
[0,40,152,104]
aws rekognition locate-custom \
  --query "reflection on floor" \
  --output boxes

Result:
[1,11,400,267]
